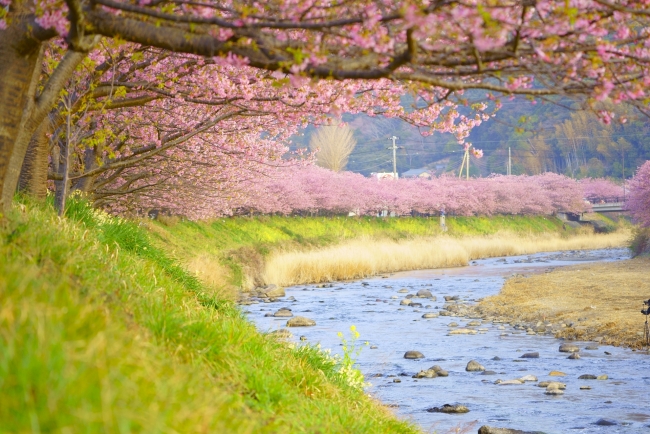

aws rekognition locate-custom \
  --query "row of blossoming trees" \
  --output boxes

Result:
[241,169,591,218]
[103,162,633,220]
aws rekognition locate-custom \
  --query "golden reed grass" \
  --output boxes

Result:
[185,254,238,299]
[262,230,629,287]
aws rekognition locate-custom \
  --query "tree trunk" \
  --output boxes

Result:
[0,19,44,213]
[18,120,51,200]
[71,146,99,193]
[2,47,90,213]
[54,138,68,215]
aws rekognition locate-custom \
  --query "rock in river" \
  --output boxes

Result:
[286,316,316,327]
[466,360,485,372]
[404,350,425,359]
[273,308,293,317]
[416,289,433,298]
[427,404,469,414]
[519,375,538,382]
[429,365,449,376]
[545,388,564,396]
[478,426,545,434]
[578,374,597,380]
[259,284,285,298]
[413,369,437,378]
[538,381,566,389]
[595,418,617,426]
[496,379,524,385]
[422,313,439,319]
[449,328,477,335]
[559,343,580,353]
[520,352,539,359]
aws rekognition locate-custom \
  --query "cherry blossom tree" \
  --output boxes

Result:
[627,161,650,227]
[2,0,650,214]
[579,178,625,202]
[38,41,489,215]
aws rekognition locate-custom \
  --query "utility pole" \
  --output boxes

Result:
[508,147,512,176]
[388,136,401,179]
[458,147,470,179]
[622,147,626,200]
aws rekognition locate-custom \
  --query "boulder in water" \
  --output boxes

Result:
[559,343,580,353]
[520,352,539,359]
[466,360,485,371]
[286,316,316,327]
[426,404,469,414]
[404,350,424,359]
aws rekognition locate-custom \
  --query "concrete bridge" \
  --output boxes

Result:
[557,196,627,231]
[586,196,627,213]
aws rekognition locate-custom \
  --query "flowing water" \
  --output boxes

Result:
[247,248,650,433]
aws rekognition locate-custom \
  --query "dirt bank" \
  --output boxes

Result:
[475,257,650,349]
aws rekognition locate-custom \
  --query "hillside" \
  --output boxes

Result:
[292,96,650,180]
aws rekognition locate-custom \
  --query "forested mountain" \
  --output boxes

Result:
[466,99,650,180]
[293,99,650,180]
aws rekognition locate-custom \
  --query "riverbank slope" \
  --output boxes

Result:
[146,213,627,292]
[0,199,418,433]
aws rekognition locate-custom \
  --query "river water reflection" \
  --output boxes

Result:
[248,248,650,433]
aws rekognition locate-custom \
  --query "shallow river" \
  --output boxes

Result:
[247,248,650,433]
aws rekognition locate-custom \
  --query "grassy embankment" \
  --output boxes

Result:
[0,199,419,433]
[147,213,628,292]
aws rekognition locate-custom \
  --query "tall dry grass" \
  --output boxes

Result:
[184,254,237,299]
[262,230,630,286]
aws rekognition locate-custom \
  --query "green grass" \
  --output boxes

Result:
[148,213,580,288]
[0,199,418,433]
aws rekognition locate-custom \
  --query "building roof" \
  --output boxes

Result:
[401,168,432,177]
